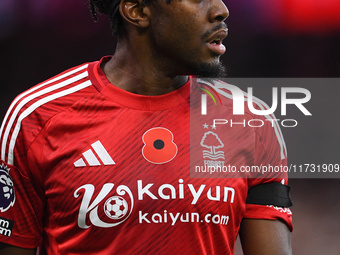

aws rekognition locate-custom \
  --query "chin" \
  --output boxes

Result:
[192,60,227,78]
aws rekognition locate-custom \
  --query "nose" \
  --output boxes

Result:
[209,0,229,23]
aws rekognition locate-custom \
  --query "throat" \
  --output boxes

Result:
[102,59,188,96]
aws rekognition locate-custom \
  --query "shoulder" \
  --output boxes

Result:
[0,62,99,165]
[197,78,273,116]
[196,78,287,160]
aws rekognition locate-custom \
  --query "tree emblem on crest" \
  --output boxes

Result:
[200,131,225,160]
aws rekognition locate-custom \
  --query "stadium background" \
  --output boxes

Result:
[0,0,339,254]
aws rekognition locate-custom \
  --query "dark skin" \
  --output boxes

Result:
[240,219,293,255]
[0,0,292,253]
[0,243,36,255]
[103,0,229,95]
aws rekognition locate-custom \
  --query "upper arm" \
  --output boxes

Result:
[239,219,292,255]
[0,243,36,255]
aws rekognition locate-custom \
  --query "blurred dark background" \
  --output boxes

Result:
[0,0,339,254]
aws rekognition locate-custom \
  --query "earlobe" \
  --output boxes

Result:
[120,0,150,29]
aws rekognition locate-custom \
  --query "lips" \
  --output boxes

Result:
[206,29,228,55]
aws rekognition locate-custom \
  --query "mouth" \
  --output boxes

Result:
[210,38,223,45]
[206,29,228,56]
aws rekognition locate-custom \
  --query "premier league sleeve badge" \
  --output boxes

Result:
[0,163,15,213]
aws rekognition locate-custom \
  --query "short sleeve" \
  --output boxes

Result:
[243,111,292,231]
[0,94,45,248]
[0,160,43,248]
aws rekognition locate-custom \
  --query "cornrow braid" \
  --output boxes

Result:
[89,0,169,35]
[89,0,122,35]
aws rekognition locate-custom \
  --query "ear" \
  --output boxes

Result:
[120,0,150,29]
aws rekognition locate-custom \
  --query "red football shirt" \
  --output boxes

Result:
[0,57,292,254]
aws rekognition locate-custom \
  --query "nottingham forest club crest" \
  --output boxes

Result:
[0,163,15,212]
[201,124,226,168]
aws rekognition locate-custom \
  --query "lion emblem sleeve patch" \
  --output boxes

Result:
[0,163,16,212]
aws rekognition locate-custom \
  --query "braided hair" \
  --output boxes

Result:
[89,0,157,35]
[89,0,122,35]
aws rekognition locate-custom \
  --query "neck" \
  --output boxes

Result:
[102,38,188,96]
